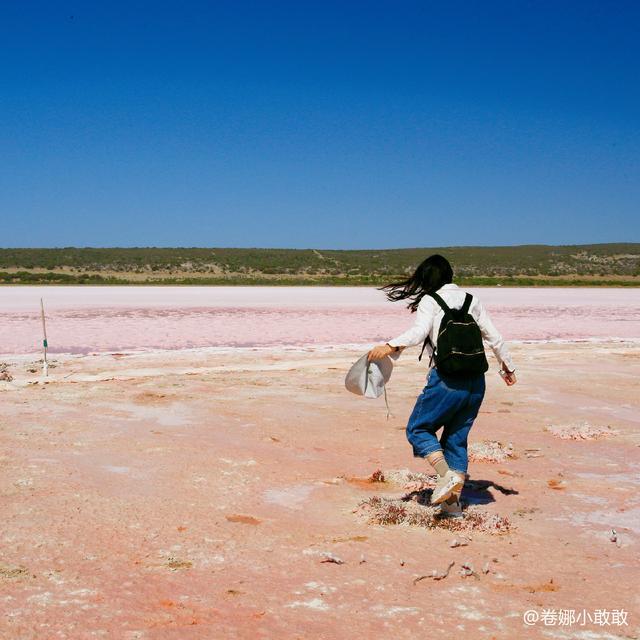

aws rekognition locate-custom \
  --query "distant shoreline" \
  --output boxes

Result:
[1,244,638,286]
[1,275,638,287]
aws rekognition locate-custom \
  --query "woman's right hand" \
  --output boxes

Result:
[501,364,517,386]
[368,343,395,362]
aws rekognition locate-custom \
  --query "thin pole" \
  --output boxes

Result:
[40,298,48,376]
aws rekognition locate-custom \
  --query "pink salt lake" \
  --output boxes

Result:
[1,285,639,355]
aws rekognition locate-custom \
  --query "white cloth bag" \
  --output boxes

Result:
[344,353,396,419]
[344,353,393,398]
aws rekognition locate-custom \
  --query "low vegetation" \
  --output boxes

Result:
[0,244,638,286]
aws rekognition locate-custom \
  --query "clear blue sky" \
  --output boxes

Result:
[2,1,639,249]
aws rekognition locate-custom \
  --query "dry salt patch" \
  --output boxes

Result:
[355,495,512,534]
[381,468,435,486]
[0,565,29,579]
[0,362,13,381]
[284,598,330,611]
[545,423,618,440]
[370,604,420,618]
[468,440,516,463]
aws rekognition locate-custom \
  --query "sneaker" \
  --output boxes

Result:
[436,495,464,518]
[431,470,465,505]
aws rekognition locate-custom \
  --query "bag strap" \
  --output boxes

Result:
[418,291,448,365]
[429,291,452,314]
[366,361,393,420]
[461,292,473,315]
[418,334,432,362]
[383,384,392,420]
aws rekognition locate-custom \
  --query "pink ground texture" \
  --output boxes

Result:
[1,287,639,639]
[1,286,639,355]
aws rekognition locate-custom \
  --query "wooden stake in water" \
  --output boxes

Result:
[40,298,48,377]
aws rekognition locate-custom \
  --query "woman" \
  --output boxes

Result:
[368,255,517,517]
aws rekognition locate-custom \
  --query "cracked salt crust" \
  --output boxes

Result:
[371,605,420,617]
[218,457,257,466]
[304,582,337,593]
[454,604,486,621]
[285,598,330,611]
[541,629,627,640]
[27,592,53,606]
[263,484,315,509]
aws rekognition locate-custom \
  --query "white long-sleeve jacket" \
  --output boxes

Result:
[387,283,515,372]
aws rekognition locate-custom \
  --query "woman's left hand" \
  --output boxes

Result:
[368,343,394,362]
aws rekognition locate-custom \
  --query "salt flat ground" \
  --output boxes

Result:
[1,286,639,353]
[1,287,639,639]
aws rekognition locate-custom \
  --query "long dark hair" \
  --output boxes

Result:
[380,254,453,313]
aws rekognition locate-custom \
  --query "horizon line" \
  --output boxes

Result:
[1,242,639,251]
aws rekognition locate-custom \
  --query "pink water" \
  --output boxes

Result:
[1,286,638,355]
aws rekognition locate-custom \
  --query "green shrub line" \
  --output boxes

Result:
[1,244,638,286]
[1,243,639,275]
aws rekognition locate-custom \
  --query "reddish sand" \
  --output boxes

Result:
[1,287,639,638]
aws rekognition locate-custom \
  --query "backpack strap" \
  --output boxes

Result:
[429,291,452,314]
[418,335,432,362]
[461,292,473,315]
[418,291,461,365]
[418,292,448,365]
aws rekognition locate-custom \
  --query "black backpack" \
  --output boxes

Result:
[418,291,489,376]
